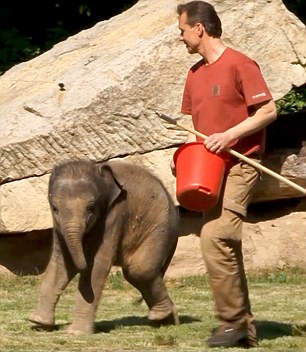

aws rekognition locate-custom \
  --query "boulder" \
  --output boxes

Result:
[0,0,305,235]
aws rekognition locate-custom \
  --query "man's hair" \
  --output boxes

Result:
[177,1,222,38]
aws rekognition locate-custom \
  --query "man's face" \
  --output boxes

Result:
[178,12,200,54]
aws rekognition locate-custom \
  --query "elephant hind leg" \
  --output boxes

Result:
[148,297,180,326]
[122,267,179,325]
[161,240,178,278]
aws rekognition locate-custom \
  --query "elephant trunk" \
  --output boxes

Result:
[63,228,87,271]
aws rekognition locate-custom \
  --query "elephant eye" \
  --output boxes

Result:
[51,204,59,214]
[87,203,95,214]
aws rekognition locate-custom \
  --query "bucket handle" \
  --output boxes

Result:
[198,186,211,195]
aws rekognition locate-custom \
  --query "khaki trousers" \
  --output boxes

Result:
[200,158,260,342]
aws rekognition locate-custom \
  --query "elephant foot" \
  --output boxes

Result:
[67,322,94,335]
[148,307,180,326]
[28,309,55,327]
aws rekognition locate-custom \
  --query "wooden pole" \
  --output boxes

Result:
[155,111,306,196]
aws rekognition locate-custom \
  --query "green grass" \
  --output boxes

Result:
[0,267,305,351]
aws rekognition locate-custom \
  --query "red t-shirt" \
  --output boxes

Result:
[181,47,273,155]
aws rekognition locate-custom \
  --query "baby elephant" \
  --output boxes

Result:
[29,159,179,334]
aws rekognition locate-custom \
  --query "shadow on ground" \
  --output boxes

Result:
[256,320,306,340]
[30,314,201,333]
[95,314,201,333]
[31,317,306,341]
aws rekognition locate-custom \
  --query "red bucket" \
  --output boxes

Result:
[173,142,227,212]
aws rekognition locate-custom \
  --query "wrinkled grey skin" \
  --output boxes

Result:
[28,159,179,334]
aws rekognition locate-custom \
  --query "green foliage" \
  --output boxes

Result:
[79,4,91,17]
[276,87,306,114]
[0,1,138,75]
[0,29,41,74]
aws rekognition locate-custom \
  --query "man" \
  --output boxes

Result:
[174,1,277,348]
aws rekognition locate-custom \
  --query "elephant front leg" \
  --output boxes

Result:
[67,252,113,334]
[29,245,76,327]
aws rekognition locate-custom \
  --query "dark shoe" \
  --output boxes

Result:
[239,337,258,348]
[207,325,248,348]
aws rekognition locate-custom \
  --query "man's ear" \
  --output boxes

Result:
[196,22,205,37]
[98,163,124,207]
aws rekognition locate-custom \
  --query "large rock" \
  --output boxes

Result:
[0,0,305,233]
[253,147,306,202]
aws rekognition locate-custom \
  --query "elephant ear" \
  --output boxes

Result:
[98,163,124,207]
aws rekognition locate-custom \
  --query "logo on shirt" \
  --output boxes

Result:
[252,92,266,99]
[212,85,220,96]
